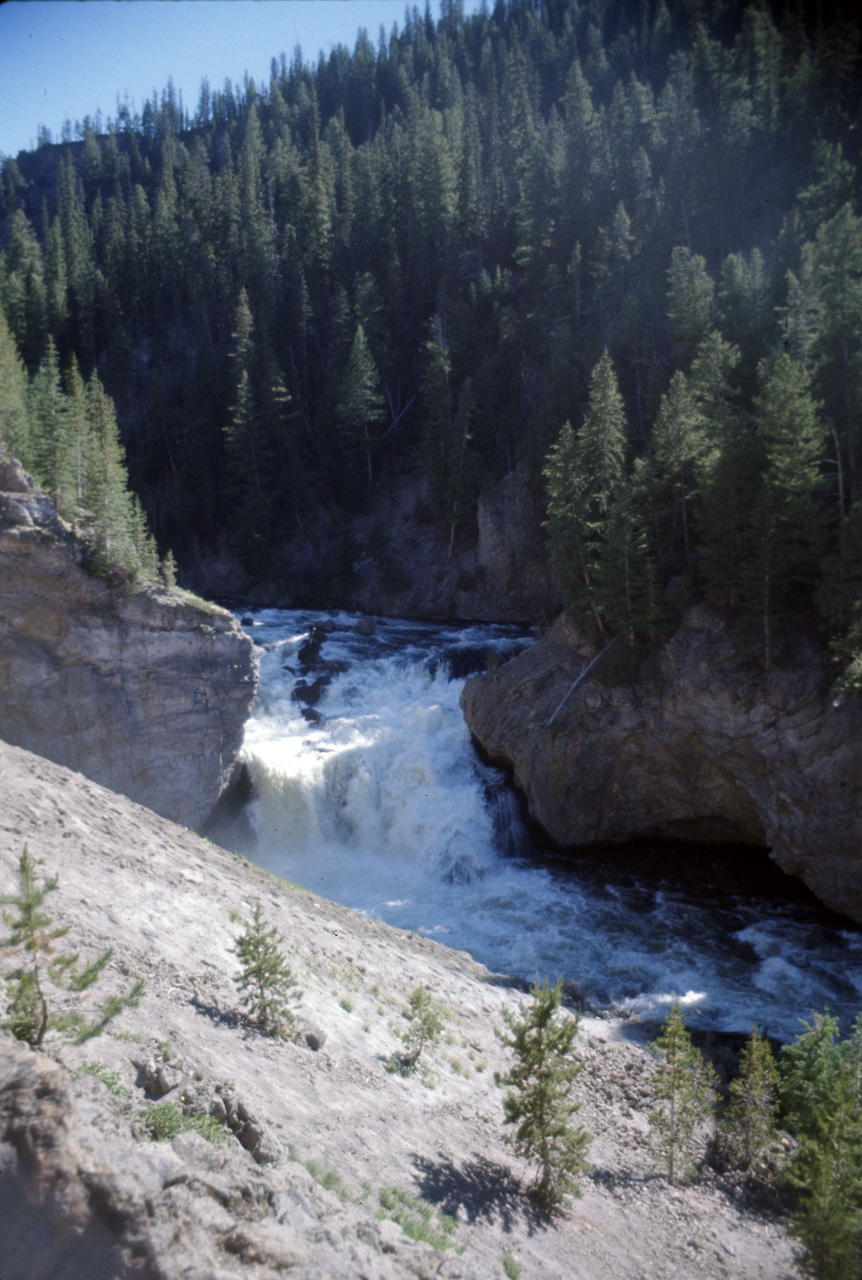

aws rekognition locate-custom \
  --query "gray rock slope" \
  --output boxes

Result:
[0,738,798,1280]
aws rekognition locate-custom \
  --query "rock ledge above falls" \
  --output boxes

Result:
[0,459,258,830]
[460,605,862,922]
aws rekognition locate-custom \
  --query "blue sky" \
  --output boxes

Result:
[0,1,483,159]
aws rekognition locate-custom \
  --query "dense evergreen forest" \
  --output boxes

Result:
[0,0,861,680]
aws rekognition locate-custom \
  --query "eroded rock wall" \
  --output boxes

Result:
[461,605,862,921]
[0,460,257,829]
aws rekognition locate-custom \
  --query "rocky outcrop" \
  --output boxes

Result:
[461,605,862,921]
[0,1046,157,1280]
[0,459,257,829]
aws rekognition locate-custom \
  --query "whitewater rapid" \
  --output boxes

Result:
[237,608,861,1041]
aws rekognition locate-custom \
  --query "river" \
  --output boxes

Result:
[233,607,861,1042]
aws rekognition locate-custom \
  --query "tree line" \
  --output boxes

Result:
[0,311,165,584]
[0,0,860,672]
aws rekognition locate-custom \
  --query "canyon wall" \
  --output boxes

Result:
[0,460,257,829]
[461,605,862,922]
[186,464,557,623]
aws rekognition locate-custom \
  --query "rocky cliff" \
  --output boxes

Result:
[461,605,862,922]
[186,464,557,622]
[0,460,257,830]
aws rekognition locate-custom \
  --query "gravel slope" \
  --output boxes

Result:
[0,738,800,1280]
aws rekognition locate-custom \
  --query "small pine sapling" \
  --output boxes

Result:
[0,847,144,1048]
[721,1025,780,1171]
[497,975,591,1213]
[232,901,300,1035]
[649,1002,717,1184]
[160,549,178,588]
[397,986,443,1071]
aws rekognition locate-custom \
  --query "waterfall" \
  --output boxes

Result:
[236,608,862,1040]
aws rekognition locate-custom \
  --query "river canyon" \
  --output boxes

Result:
[224,608,862,1044]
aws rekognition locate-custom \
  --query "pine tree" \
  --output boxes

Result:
[223,289,278,563]
[334,323,385,491]
[497,976,591,1213]
[651,369,706,561]
[82,372,139,578]
[746,352,827,664]
[131,496,160,584]
[721,1025,781,1171]
[160,549,178,588]
[780,1012,862,1280]
[232,901,300,1036]
[396,986,444,1072]
[667,247,716,368]
[0,209,46,367]
[592,470,657,647]
[0,309,31,462]
[421,312,454,519]
[27,339,68,506]
[1,847,144,1048]
[649,1002,717,1184]
[543,419,591,602]
[579,349,627,518]
[756,351,826,595]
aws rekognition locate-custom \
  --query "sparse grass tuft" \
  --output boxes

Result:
[340,996,355,1014]
[114,1028,146,1044]
[304,1154,352,1201]
[137,1102,229,1147]
[377,1186,462,1252]
[74,1060,126,1097]
[503,1254,522,1279]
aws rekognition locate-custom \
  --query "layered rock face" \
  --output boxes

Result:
[461,605,862,921]
[0,460,257,829]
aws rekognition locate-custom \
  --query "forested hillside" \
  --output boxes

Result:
[0,0,860,675]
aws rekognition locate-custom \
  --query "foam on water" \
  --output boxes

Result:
[237,608,862,1040]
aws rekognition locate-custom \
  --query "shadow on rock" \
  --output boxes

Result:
[190,991,255,1034]
[410,1153,544,1235]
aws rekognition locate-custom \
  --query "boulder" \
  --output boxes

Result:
[461,606,862,921]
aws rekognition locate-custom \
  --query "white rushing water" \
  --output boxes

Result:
[237,607,861,1041]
